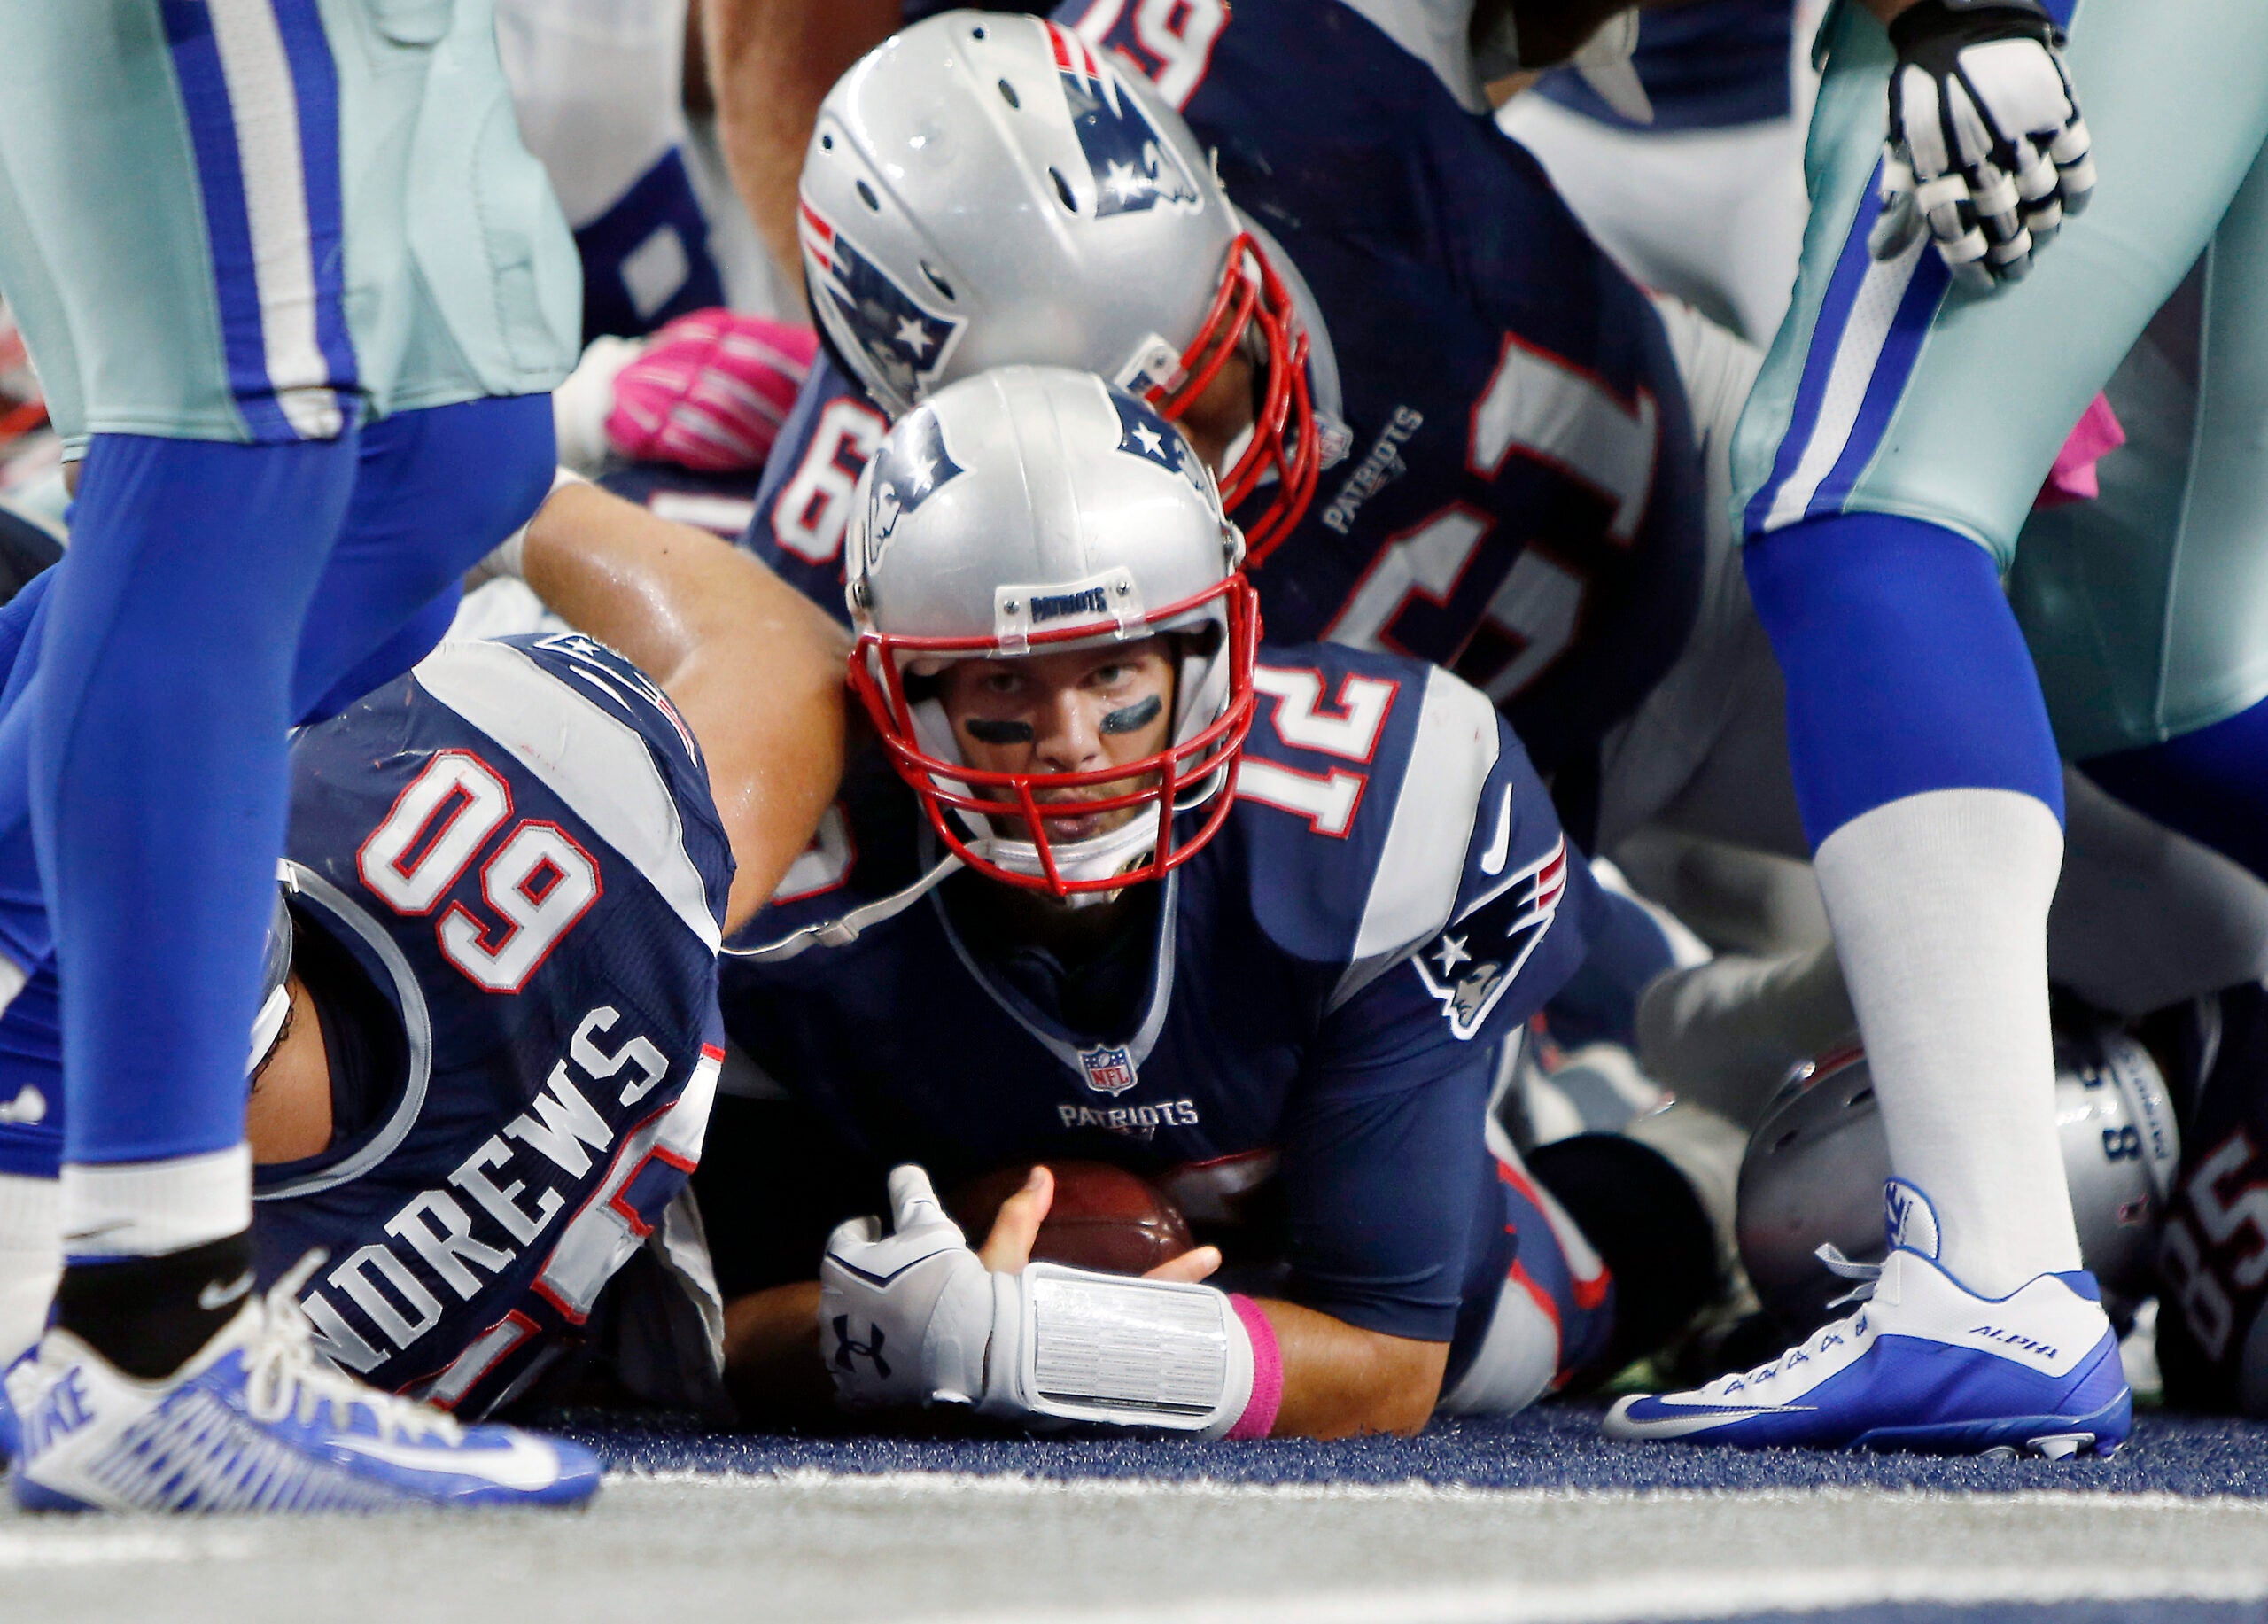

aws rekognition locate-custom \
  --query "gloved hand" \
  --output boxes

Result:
[1868,0,2094,291]
[604,309,818,472]
[818,1164,1000,1411]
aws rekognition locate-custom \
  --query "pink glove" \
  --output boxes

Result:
[2034,392,2124,509]
[605,309,819,473]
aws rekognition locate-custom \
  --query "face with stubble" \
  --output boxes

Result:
[934,637,1178,844]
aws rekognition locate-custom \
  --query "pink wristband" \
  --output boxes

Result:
[1227,1294,1282,1440]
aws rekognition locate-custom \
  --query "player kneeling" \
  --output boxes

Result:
[702,368,1719,1438]
[0,486,845,1509]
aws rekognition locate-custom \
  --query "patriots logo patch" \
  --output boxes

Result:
[1412,836,1568,1041]
[1045,22,1202,219]
[799,198,964,405]
[863,405,965,571]
[1077,1044,1139,1096]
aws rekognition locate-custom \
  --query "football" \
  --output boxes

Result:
[945,1160,1195,1277]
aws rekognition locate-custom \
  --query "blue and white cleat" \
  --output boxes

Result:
[1604,1178,2130,1457]
[5,1258,601,1511]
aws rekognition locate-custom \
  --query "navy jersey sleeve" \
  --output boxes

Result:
[1241,649,1603,1339]
[741,351,887,626]
[1277,1033,1496,1341]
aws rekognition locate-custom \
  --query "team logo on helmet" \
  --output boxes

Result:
[800,198,965,405]
[1110,390,1211,499]
[1045,23,1202,220]
[864,404,966,571]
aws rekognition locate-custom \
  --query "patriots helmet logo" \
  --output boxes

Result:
[800,198,965,406]
[1077,1043,1139,1096]
[1110,389,1205,491]
[864,404,966,571]
[1045,23,1203,220]
[1413,836,1568,1041]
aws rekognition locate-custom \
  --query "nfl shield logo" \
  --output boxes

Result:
[1077,1044,1138,1096]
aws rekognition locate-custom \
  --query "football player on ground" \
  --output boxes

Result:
[702,368,1721,1440]
[751,5,1716,798]
[1605,0,2264,1456]
[0,484,846,1508]
[735,7,2268,1053]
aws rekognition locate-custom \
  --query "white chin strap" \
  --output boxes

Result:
[962,809,1163,905]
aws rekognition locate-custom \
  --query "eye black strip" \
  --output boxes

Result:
[1099,695,1164,735]
[962,718,1034,744]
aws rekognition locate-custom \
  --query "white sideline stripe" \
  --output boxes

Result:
[935,1568,2268,1624]
[608,1468,2268,1514]
[415,640,721,953]
[1759,234,1926,534]
[207,0,338,439]
[0,1528,257,1570]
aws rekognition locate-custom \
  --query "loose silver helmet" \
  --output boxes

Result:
[800,10,1332,561]
[1738,1029,2180,1328]
[843,365,1257,899]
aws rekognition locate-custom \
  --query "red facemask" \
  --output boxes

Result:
[1151,233,1320,568]
[849,575,1263,898]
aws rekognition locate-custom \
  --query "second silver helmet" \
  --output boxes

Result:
[1737,1030,2180,1328]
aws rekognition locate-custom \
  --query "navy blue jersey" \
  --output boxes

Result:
[1534,0,1798,132]
[746,0,1706,777]
[254,633,734,1414]
[718,642,1603,1356]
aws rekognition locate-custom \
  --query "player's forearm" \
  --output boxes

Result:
[721,1281,842,1424]
[703,0,898,297]
[1256,1299,1448,1439]
[520,483,850,929]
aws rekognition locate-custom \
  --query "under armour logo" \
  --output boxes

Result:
[831,1315,889,1378]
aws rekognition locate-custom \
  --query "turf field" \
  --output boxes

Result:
[10,1403,2268,1623]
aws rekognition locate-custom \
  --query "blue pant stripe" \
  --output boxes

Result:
[161,0,292,442]
[1806,250,1949,519]
[1744,167,1890,537]
[160,0,353,442]
[269,0,356,397]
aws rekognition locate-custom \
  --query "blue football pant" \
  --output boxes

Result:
[19,394,550,1174]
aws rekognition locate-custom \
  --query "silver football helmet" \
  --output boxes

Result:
[800,10,1335,561]
[843,365,1258,900]
[1737,1030,2181,1328]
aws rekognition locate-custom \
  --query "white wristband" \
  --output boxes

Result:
[977,1263,1255,1438]
[551,334,644,474]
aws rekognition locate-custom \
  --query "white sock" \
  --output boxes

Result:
[1813,789,2081,1296]
[0,1171,60,1362]
[58,1144,252,1262]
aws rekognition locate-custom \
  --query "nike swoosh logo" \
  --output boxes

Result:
[1644,1395,1817,1415]
[197,1270,254,1312]
[330,1432,563,1492]
[1478,785,1514,877]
